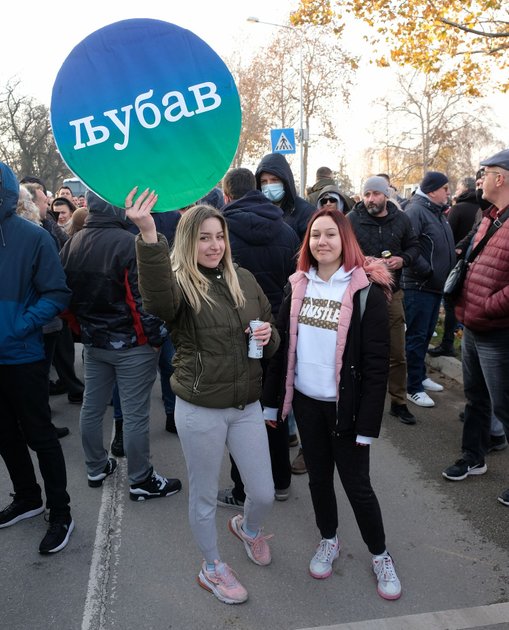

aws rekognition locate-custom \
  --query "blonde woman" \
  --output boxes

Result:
[126,188,279,605]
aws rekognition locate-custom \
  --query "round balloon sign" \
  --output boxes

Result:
[50,19,241,211]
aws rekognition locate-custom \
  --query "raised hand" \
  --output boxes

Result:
[125,186,158,243]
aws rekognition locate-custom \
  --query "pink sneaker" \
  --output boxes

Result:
[197,561,248,604]
[228,514,273,566]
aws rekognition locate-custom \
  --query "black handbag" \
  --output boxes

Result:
[443,208,509,299]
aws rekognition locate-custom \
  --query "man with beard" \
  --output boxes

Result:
[348,176,419,424]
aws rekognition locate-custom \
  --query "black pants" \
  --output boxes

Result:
[49,322,84,396]
[292,390,385,555]
[0,361,71,519]
[230,419,291,500]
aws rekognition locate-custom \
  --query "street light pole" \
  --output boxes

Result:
[247,17,306,197]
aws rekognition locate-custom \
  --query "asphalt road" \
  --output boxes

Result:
[1,352,508,630]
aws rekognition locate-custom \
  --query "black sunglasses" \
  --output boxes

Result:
[319,197,337,206]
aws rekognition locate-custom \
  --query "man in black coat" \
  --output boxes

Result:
[255,153,315,240]
[348,176,419,425]
[217,167,300,508]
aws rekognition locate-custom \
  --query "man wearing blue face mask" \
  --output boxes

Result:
[255,153,315,241]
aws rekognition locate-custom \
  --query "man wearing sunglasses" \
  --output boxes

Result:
[316,185,352,215]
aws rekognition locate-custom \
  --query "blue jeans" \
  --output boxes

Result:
[404,289,442,394]
[461,327,509,461]
[158,337,175,414]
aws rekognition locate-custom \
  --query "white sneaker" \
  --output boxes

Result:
[309,537,340,579]
[422,378,444,392]
[407,391,435,407]
[372,553,401,600]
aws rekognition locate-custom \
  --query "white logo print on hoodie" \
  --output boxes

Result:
[294,266,353,401]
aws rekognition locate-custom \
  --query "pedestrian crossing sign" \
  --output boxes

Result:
[270,128,296,154]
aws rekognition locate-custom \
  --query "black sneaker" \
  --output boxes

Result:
[68,392,83,405]
[389,403,416,425]
[49,380,67,396]
[129,470,182,502]
[498,488,509,506]
[442,458,487,481]
[488,434,508,453]
[217,487,245,510]
[111,421,125,457]
[87,458,118,488]
[39,514,74,554]
[165,412,178,434]
[427,345,456,358]
[54,425,70,439]
[0,494,44,529]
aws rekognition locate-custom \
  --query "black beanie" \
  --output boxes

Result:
[420,171,448,194]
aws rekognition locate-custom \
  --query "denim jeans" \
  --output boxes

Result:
[158,336,175,414]
[0,361,71,519]
[404,289,442,394]
[80,345,158,485]
[461,327,509,461]
[111,336,175,421]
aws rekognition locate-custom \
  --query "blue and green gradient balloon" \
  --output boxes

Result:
[51,19,241,211]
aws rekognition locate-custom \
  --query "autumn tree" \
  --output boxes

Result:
[291,0,509,96]
[229,25,357,188]
[0,79,70,192]
[362,70,501,190]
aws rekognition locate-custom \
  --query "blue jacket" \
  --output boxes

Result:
[223,190,300,315]
[0,162,71,364]
[401,190,456,294]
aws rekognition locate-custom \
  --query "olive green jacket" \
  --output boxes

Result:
[136,235,280,409]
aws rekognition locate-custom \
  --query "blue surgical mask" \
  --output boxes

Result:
[261,183,285,203]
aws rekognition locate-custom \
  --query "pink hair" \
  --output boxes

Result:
[297,208,366,272]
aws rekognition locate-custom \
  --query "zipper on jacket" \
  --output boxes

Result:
[193,351,203,394]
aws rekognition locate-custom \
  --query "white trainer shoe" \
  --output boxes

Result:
[407,391,435,407]
[422,378,444,392]
[372,553,401,600]
[309,537,340,579]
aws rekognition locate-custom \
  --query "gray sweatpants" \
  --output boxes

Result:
[175,397,274,563]
[80,345,158,485]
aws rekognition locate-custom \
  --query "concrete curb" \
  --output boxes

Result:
[426,354,463,386]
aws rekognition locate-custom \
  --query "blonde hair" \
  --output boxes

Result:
[170,204,245,312]
[16,186,41,224]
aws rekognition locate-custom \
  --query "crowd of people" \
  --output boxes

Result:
[0,147,508,606]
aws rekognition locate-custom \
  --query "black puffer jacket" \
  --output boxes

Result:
[446,190,480,244]
[223,190,300,315]
[347,200,419,291]
[60,194,167,350]
[255,153,315,240]
[401,191,456,294]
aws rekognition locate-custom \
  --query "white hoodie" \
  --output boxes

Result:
[294,266,353,401]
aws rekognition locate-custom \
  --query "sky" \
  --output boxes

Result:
[1,0,508,192]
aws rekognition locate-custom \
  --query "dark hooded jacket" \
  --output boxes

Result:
[255,153,315,240]
[0,162,71,364]
[60,191,167,349]
[401,190,456,293]
[316,184,354,215]
[446,189,480,244]
[222,190,300,315]
[306,176,337,207]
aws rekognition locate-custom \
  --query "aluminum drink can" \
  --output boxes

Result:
[248,319,264,359]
